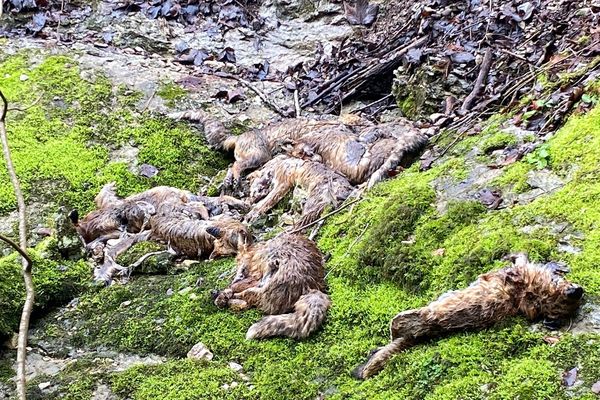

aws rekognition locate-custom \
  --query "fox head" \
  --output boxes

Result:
[206,219,253,260]
[505,253,584,328]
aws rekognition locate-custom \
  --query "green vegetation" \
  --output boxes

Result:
[0,53,227,215]
[157,82,187,108]
[2,51,600,399]
[479,131,518,154]
[0,239,90,337]
[0,52,227,339]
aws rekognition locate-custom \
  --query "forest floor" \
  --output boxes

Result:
[1,0,600,399]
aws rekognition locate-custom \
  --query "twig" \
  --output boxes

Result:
[196,71,290,117]
[236,77,289,117]
[0,90,32,400]
[0,0,3,19]
[142,89,157,113]
[461,48,493,112]
[289,197,362,234]
[7,95,43,112]
[0,233,32,266]
[293,89,301,117]
[353,94,393,114]
[343,223,369,256]
[129,250,171,272]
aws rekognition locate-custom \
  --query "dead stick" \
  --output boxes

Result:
[293,89,301,117]
[0,90,32,400]
[461,48,493,112]
[289,197,362,234]
[7,95,43,113]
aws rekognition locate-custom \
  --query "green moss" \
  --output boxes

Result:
[0,52,226,215]
[0,358,13,383]
[0,239,90,337]
[479,132,518,154]
[13,50,600,399]
[157,82,187,107]
[111,360,257,400]
[28,357,107,400]
[398,94,417,119]
[492,162,533,193]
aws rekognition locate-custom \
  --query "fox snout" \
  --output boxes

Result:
[566,285,584,300]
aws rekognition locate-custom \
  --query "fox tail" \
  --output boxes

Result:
[246,290,331,340]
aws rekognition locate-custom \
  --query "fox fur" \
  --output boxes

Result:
[149,202,252,260]
[72,183,247,245]
[169,110,429,190]
[292,118,429,188]
[213,232,331,340]
[353,254,584,379]
[245,155,353,227]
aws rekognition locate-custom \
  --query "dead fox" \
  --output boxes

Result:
[170,110,431,190]
[168,110,383,189]
[291,120,429,188]
[244,155,353,228]
[71,183,247,246]
[149,202,252,260]
[90,202,252,284]
[353,253,584,379]
[213,232,331,339]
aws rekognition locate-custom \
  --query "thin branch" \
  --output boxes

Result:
[461,48,493,112]
[0,233,32,266]
[293,89,301,117]
[6,96,43,113]
[0,90,33,400]
[289,197,362,234]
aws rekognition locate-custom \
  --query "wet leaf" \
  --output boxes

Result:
[217,47,236,63]
[27,12,47,34]
[477,188,502,209]
[139,164,159,178]
[451,51,475,64]
[562,367,578,387]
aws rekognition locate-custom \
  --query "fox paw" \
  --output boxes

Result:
[213,288,233,308]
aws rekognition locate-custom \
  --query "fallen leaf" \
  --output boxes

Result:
[477,188,502,209]
[542,336,560,346]
[432,248,445,257]
[562,367,578,387]
[217,47,236,63]
[139,164,159,178]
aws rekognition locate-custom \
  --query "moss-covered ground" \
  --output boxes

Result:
[0,51,228,339]
[1,51,600,399]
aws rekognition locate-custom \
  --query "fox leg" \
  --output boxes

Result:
[245,181,291,222]
[233,286,263,307]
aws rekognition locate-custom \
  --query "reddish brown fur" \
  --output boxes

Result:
[245,155,353,227]
[354,254,584,379]
[169,110,428,190]
[149,202,252,260]
[73,183,246,245]
[214,233,331,339]
[292,119,428,187]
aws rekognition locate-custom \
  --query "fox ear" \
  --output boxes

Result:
[68,209,79,225]
[206,226,222,238]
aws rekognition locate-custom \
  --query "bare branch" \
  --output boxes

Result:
[0,90,34,400]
